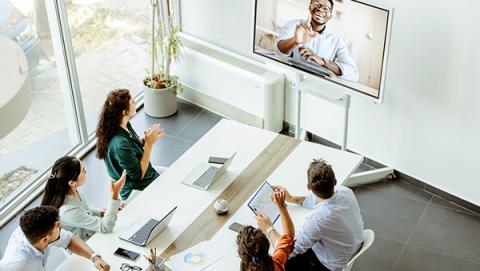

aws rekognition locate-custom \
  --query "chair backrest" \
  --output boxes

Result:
[342,229,375,271]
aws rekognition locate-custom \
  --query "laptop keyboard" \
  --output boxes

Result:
[193,166,219,188]
[128,218,159,245]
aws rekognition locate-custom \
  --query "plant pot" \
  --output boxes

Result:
[143,84,177,118]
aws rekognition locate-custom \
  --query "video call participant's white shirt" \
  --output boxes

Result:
[276,19,359,82]
[291,186,364,271]
[0,227,73,271]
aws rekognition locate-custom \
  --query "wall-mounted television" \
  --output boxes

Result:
[252,0,392,100]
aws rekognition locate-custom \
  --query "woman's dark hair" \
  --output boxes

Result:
[20,206,59,244]
[41,156,81,209]
[236,226,274,271]
[96,89,131,159]
[307,158,337,199]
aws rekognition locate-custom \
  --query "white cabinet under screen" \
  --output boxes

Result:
[172,34,285,132]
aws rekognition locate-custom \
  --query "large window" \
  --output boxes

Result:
[66,0,150,134]
[0,0,81,210]
[0,0,150,224]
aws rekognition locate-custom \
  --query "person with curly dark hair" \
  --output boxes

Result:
[273,159,364,271]
[236,189,295,271]
[96,89,164,200]
[0,206,110,271]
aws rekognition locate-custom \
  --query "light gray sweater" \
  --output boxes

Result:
[59,192,121,240]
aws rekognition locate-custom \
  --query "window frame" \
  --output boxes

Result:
[0,0,146,227]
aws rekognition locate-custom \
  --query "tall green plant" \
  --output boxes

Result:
[145,0,182,91]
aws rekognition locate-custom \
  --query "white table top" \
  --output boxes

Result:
[207,140,363,270]
[55,119,363,270]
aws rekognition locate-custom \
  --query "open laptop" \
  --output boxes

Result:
[119,206,177,246]
[181,152,236,190]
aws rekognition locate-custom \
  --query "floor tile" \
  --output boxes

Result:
[362,179,433,204]
[393,244,480,271]
[128,117,151,136]
[408,203,480,264]
[150,137,195,167]
[150,135,176,156]
[430,196,479,216]
[352,236,404,271]
[135,98,202,137]
[176,109,223,141]
[354,187,429,242]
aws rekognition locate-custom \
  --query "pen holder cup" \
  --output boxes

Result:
[145,257,166,271]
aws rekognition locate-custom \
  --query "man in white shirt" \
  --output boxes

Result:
[276,0,359,82]
[273,159,364,271]
[0,206,110,271]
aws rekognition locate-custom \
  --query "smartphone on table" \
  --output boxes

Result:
[228,222,244,233]
[114,247,140,261]
[208,156,229,164]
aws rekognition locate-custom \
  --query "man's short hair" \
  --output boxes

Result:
[307,159,337,199]
[20,206,59,244]
[311,0,334,9]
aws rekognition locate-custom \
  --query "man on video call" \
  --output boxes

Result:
[276,0,359,82]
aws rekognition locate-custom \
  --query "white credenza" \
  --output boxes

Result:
[172,34,285,132]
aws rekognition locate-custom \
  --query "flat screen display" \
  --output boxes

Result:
[253,0,391,99]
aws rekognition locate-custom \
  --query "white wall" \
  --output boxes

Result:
[180,0,253,56]
[180,0,480,206]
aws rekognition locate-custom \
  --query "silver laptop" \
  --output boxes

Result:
[181,152,236,190]
[119,206,177,246]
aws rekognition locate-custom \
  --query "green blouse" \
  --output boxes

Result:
[104,122,159,200]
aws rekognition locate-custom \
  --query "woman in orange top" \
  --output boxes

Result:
[236,188,295,271]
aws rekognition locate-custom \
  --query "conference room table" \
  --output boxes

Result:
[56,119,363,271]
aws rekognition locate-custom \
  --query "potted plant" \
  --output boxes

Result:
[143,0,182,118]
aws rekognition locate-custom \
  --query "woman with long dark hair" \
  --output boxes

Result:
[96,89,164,200]
[41,156,126,240]
[236,190,295,271]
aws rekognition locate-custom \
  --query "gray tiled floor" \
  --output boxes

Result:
[355,185,429,243]
[351,180,480,271]
[352,236,405,271]
[393,244,480,271]
[408,203,480,263]
[1,99,479,271]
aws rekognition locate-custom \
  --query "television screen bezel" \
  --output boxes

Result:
[251,0,394,102]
